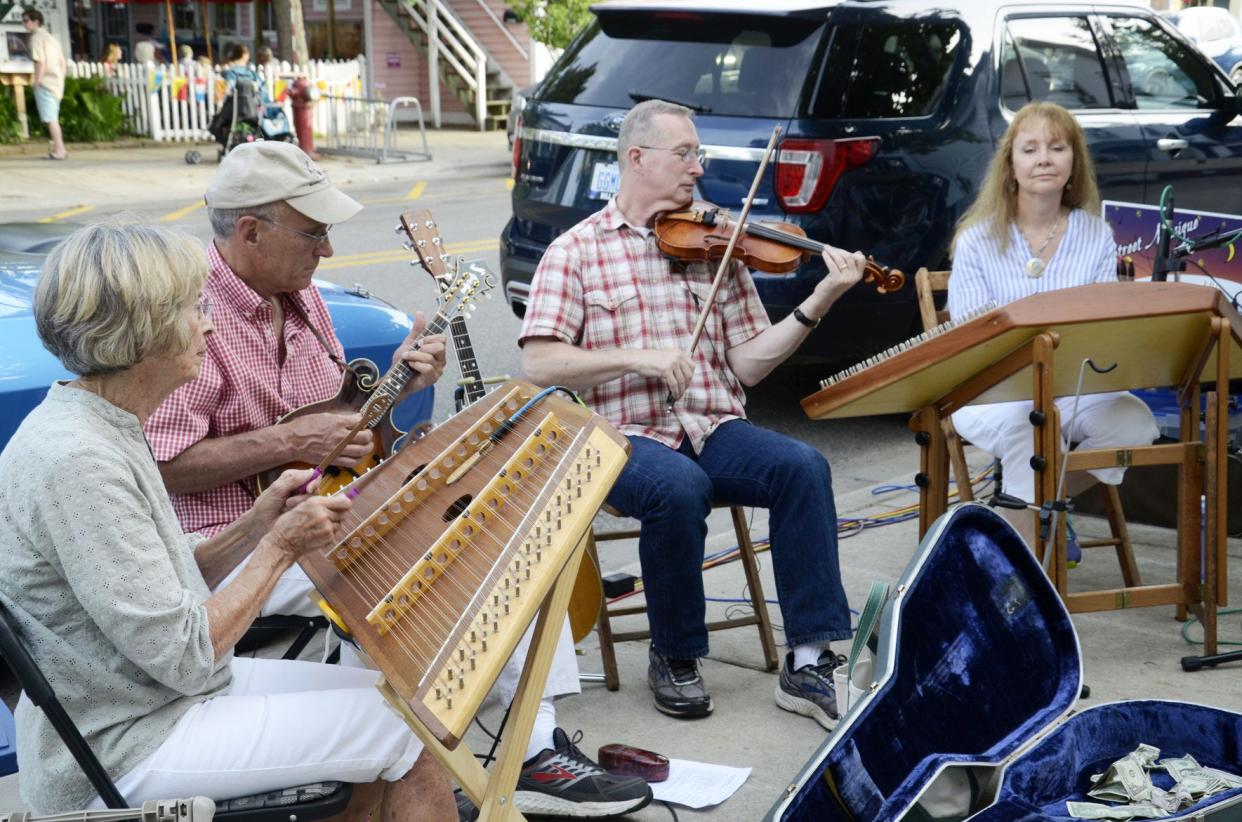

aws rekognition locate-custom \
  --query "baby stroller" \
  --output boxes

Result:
[186,75,294,164]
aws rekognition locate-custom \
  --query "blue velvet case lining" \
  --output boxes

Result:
[771,504,1242,822]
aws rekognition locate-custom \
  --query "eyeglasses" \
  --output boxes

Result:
[253,215,332,246]
[638,145,707,166]
[196,298,213,320]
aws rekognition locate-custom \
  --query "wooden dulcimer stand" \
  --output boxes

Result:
[298,380,630,821]
[802,282,1242,655]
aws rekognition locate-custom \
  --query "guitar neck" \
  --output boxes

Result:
[449,316,486,404]
[362,311,452,424]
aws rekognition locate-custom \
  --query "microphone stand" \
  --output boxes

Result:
[1151,188,1183,282]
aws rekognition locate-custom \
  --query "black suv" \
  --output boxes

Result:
[501,1,1242,366]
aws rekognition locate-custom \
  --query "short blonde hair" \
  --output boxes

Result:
[952,101,1101,256]
[35,223,207,376]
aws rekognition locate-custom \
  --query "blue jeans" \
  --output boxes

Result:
[605,419,852,659]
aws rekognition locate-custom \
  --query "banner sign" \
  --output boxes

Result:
[1104,199,1242,286]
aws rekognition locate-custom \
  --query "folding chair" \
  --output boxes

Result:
[0,601,351,821]
[914,267,1141,585]
[587,503,780,691]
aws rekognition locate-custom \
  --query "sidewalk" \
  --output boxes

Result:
[0,128,510,217]
[2,452,1234,818]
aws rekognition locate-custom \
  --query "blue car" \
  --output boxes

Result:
[1167,6,1242,87]
[0,223,433,450]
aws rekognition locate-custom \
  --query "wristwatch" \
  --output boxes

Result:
[792,307,821,329]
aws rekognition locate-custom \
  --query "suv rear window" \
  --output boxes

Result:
[811,22,962,118]
[537,12,825,118]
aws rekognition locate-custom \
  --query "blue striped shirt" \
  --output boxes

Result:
[947,208,1116,320]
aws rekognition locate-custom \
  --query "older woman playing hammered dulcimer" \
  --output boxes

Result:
[0,222,456,817]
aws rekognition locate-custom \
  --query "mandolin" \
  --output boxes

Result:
[255,262,488,496]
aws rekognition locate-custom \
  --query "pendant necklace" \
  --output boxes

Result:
[1024,210,1063,279]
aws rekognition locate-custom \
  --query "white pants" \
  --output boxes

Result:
[951,391,1159,503]
[95,657,422,807]
[220,558,582,702]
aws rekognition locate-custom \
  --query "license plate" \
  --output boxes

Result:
[588,161,620,200]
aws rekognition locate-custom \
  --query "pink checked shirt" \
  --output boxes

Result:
[145,243,344,536]
[519,199,770,452]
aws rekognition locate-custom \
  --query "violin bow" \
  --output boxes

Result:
[686,125,781,353]
[670,124,782,410]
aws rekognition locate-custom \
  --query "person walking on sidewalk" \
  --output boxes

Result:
[22,7,67,161]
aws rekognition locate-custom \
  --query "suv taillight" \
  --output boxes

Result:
[775,137,879,213]
[512,114,523,179]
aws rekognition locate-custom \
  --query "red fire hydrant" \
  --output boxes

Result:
[289,76,320,160]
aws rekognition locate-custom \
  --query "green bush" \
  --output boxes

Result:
[1,75,128,144]
[0,89,22,144]
[51,76,127,142]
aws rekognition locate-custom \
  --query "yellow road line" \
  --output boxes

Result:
[505,178,515,191]
[318,239,498,271]
[406,181,428,200]
[158,201,205,222]
[38,205,94,223]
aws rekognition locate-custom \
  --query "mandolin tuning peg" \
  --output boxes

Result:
[402,241,412,250]
[393,225,403,234]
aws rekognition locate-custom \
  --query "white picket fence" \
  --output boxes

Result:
[65,58,366,142]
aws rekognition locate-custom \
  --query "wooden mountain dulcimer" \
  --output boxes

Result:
[399,209,496,412]
[256,263,489,495]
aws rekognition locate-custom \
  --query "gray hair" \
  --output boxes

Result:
[207,201,284,239]
[617,99,694,169]
[36,222,207,376]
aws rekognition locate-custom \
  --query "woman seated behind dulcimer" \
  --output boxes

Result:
[653,202,904,292]
[0,222,455,816]
[947,101,1159,555]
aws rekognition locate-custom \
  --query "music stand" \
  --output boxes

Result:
[802,282,1242,656]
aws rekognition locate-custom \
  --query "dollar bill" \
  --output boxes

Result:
[1075,746,1242,819]
[1089,755,1153,803]
[1066,800,1166,819]
[1158,755,1201,784]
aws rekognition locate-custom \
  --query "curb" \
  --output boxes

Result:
[0,137,214,158]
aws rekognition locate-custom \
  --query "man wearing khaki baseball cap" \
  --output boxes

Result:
[145,139,456,815]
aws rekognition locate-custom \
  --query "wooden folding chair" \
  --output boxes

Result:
[913,267,1140,586]
[586,503,780,691]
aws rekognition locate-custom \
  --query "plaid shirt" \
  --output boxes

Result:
[519,199,770,452]
[144,243,344,536]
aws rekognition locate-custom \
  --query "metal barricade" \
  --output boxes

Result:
[319,95,432,164]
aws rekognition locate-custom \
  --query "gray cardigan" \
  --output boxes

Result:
[0,383,232,812]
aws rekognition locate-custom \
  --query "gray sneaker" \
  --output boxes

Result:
[648,646,713,718]
[775,650,843,730]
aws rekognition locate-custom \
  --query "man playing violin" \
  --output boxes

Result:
[521,99,866,728]
[145,142,653,819]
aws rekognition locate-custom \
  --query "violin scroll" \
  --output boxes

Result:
[863,257,904,294]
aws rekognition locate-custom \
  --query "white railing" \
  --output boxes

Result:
[467,0,528,61]
[66,58,365,142]
[397,0,488,129]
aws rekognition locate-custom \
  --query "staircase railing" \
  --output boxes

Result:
[399,0,488,129]
[467,0,528,61]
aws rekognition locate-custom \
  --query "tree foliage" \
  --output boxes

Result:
[508,0,593,50]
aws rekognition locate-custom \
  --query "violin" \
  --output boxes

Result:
[654,205,905,294]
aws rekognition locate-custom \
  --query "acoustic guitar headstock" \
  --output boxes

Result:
[399,209,453,283]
